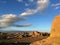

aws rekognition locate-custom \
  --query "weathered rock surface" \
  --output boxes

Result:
[29,31,41,37]
[50,15,60,37]
[30,15,60,45]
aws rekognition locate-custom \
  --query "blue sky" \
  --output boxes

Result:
[0,0,60,32]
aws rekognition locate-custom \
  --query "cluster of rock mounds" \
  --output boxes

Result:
[29,31,49,37]
[30,15,60,45]
[0,31,50,39]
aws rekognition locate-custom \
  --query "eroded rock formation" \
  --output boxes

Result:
[29,31,41,37]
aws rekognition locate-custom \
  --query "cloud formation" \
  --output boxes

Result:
[20,9,36,16]
[0,14,25,28]
[17,0,23,2]
[25,3,29,6]
[51,3,60,9]
[29,0,34,2]
[20,0,49,16]
[52,3,60,6]
[55,7,60,9]
[15,24,31,27]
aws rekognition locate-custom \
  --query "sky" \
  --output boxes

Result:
[0,0,60,32]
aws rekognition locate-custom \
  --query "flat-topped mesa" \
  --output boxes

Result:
[50,15,60,37]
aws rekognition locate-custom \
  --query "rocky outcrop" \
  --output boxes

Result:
[30,15,60,45]
[29,31,41,37]
[41,32,50,36]
[50,15,60,37]
[14,33,23,39]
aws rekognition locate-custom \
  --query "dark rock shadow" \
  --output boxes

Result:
[0,43,31,45]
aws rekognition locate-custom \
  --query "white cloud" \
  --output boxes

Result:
[29,0,34,2]
[25,3,29,6]
[20,0,49,16]
[20,9,36,16]
[0,14,25,28]
[51,3,60,6]
[17,0,23,2]
[15,24,31,27]
[51,3,60,9]
[55,7,60,9]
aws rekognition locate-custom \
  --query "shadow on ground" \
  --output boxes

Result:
[0,43,30,45]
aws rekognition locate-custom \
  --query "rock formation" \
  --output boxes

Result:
[30,15,60,45]
[29,31,41,37]
[41,32,50,36]
[50,15,60,37]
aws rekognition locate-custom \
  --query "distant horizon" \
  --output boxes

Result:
[0,30,50,33]
[0,29,50,32]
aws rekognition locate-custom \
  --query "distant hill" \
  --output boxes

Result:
[0,30,36,33]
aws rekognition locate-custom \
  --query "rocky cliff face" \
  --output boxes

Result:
[50,15,60,37]
[30,15,60,45]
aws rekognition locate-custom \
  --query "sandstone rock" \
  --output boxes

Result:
[50,15,60,37]
[14,33,23,39]
[21,32,29,37]
[29,31,41,37]
[30,15,60,45]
